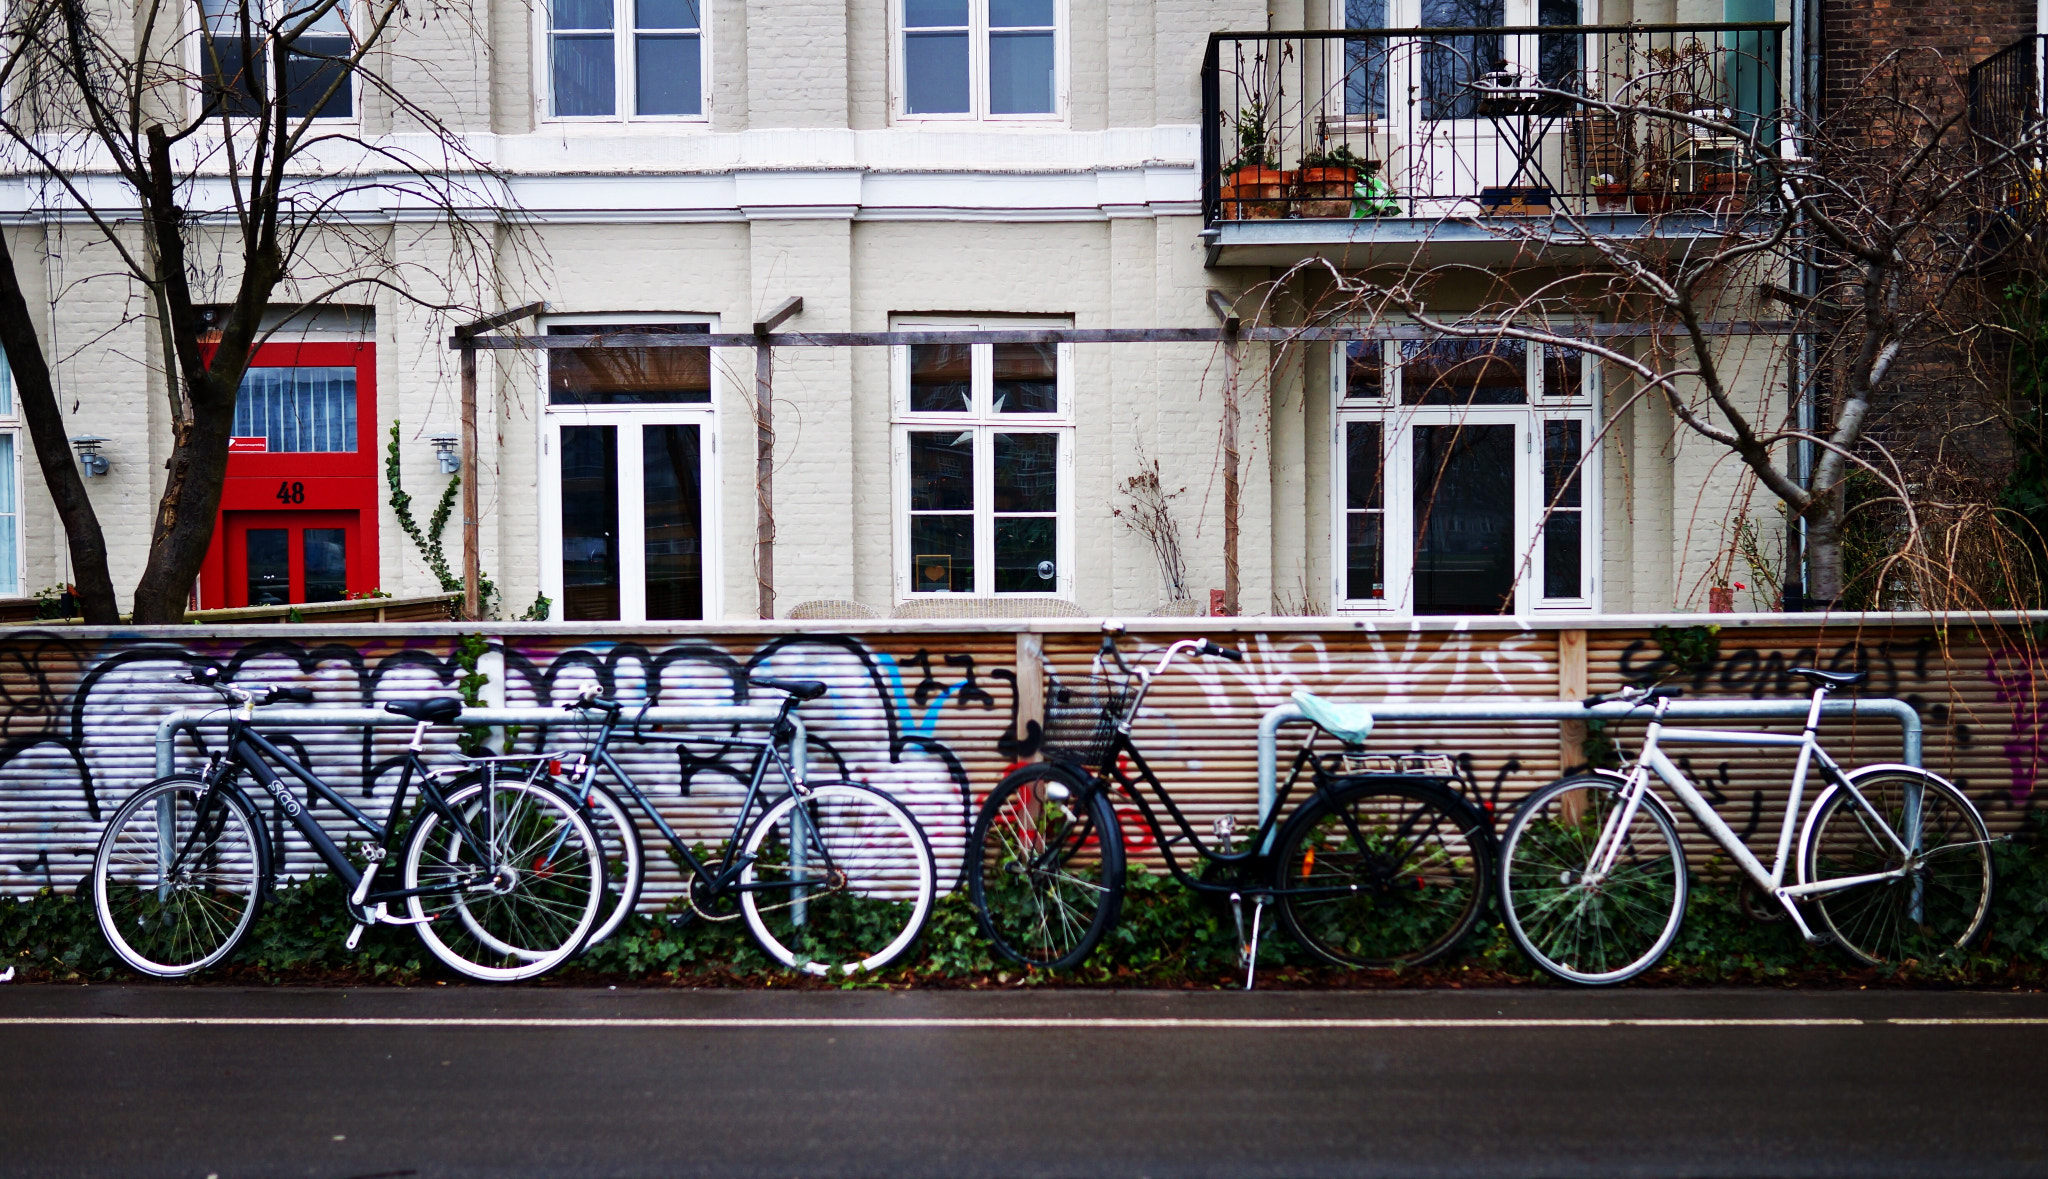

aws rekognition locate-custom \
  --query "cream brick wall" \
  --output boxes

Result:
[0,0,1787,622]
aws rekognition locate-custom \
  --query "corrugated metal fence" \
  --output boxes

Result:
[0,615,2038,903]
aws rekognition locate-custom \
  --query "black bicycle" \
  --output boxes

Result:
[968,630,1497,982]
[91,667,604,981]
[515,676,937,977]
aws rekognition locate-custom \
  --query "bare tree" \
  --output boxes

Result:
[1271,42,2036,609]
[0,0,507,621]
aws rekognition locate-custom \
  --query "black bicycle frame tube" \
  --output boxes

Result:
[229,731,368,891]
[580,703,809,894]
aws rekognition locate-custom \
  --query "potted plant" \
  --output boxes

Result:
[1591,172,1629,211]
[1297,142,1365,218]
[1351,161,1399,216]
[1220,100,1288,219]
[1701,169,1752,215]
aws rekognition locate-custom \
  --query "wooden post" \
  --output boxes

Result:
[752,297,803,620]
[1015,632,1045,759]
[460,337,480,622]
[1209,291,1242,616]
[1558,628,1589,769]
[454,302,545,622]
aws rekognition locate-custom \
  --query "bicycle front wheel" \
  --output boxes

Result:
[967,762,1126,970]
[402,778,604,981]
[93,776,264,977]
[1802,769,1993,968]
[1499,774,1688,985]
[739,782,937,976]
[1273,780,1493,969]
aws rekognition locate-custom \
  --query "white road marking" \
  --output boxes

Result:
[0,1015,1939,1029]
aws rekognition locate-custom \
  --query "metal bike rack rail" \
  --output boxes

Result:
[153,705,803,781]
[1254,697,1923,832]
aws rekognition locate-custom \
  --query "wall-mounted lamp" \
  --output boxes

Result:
[71,436,109,478]
[429,435,460,476]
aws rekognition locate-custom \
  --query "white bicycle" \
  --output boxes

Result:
[1498,668,1995,985]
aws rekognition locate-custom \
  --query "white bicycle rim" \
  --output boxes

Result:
[739,783,935,976]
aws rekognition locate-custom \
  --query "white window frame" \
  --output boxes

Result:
[1330,333,1599,616]
[892,0,1067,124]
[190,0,363,124]
[0,355,20,599]
[891,316,1074,601]
[537,0,711,124]
[536,313,722,623]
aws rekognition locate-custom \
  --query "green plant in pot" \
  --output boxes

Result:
[1221,99,1287,218]
[1298,142,1368,218]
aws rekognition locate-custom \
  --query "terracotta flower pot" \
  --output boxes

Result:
[1633,188,1672,214]
[1222,167,1290,219]
[1708,586,1735,613]
[1702,171,1752,215]
[1594,183,1629,211]
[1296,165,1358,218]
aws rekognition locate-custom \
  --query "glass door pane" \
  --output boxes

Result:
[560,424,621,620]
[302,528,347,603]
[1413,423,1515,614]
[245,529,290,606]
[908,430,974,592]
[992,431,1057,591]
[642,423,703,620]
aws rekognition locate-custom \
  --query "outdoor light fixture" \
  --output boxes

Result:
[430,434,460,475]
[71,436,108,478]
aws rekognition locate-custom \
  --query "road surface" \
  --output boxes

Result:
[2,986,2044,1177]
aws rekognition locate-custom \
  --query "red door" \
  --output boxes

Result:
[198,342,379,609]
[223,510,364,607]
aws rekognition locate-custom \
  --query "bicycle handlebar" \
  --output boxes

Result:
[1584,684,1685,708]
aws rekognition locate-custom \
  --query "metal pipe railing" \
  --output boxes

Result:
[153,705,801,781]
[1253,696,1921,831]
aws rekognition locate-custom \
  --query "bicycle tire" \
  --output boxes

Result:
[1801,768,1993,968]
[92,775,265,977]
[564,776,644,951]
[738,781,937,976]
[1273,779,1493,969]
[401,777,604,981]
[1499,774,1689,985]
[967,762,1126,970]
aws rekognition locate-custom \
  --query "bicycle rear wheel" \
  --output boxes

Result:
[1499,774,1688,985]
[402,778,603,981]
[1273,779,1492,969]
[967,762,1125,970]
[739,781,936,975]
[1802,769,1992,967]
[92,776,264,977]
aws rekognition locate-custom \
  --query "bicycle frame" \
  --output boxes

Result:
[193,713,493,909]
[1592,689,1926,941]
[559,699,829,899]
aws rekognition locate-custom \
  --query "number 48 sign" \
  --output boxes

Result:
[275,481,306,505]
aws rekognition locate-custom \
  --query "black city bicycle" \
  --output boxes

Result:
[511,676,937,977]
[968,630,1496,982]
[91,667,603,981]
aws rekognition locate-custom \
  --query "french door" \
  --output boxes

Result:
[222,509,365,607]
[541,410,718,622]
[1338,408,1596,615]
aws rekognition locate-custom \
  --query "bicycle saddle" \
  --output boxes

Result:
[1789,667,1868,690]
[750,676,827,701]
[1291,690,1375,746]
[385,697,465,723]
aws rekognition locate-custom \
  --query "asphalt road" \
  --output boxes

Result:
[2,986,2045,1179]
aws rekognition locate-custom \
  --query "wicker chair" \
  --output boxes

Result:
[1149,598,1207,617]
[787,599,882,620]
[890,597,1088,619]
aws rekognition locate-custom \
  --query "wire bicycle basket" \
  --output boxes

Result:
[1039,666,1137,767]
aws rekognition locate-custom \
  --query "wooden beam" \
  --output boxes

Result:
[454,321,1797,350]
[1207,290,1241,335]
[454,302,545,621]
[754,296,804,336]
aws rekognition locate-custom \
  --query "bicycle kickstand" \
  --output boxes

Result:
[1228,892,1269,991]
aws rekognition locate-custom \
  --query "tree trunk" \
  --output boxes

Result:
[129,409,237,623]
[0,232,118,622]
[1805,488,1846,605]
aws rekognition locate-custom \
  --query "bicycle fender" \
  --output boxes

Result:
[1794,763,1967,888]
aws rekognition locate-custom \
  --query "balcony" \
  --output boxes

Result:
[1968,34,2046,271]
[1199,23,1787,268]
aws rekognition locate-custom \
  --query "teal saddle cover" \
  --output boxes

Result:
[1292,689,1375,746]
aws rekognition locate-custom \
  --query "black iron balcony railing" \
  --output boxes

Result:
[1199,23,1786,227]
